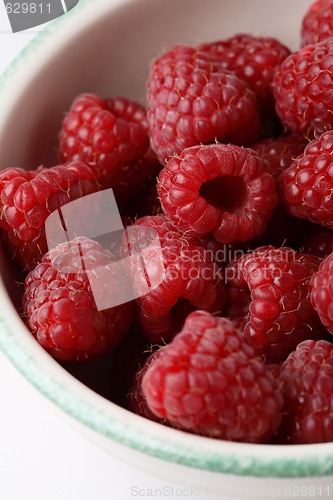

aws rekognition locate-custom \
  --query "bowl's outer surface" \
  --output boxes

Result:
[0,0,332,497]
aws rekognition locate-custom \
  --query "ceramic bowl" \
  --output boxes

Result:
[0,0,332,498]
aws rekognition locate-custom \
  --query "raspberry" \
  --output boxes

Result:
[273,38,333,139]
[301,0,333,47]
[141,311,283,442]
[199,34,290,112]
[279,339,333,443]
[157,143,277,243]
[23,237,133,361]
[300,223,333,258]
[147,45,260,164]
[122,215,226,343]
[251,134,307,182]
[310,252,333,334]
[279,130,333,229]
[225,246,324,363]
[58,93,154,200]
[0,162,100,271]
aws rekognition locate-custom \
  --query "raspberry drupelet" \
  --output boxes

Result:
[122,215,226,343]
[0,162,100,271]
[141,311,283,442]
[23,237,134,361]
[225,246,324,363]
[157,143,278,243]
[147,44,260,164]
[279,339,333,444]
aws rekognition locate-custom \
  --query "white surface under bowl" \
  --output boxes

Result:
[0,1,332,499]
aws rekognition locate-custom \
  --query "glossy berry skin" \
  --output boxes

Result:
[122,215,226,343]
[273,38,333,139]
[142,311,283,442]
[147,45,260,164]
[199,34,290,110]
[158,143,278,243]
[301,0,333,47]
[310,252,333,334]
[279,340,333,444]
[279,130,333,229]
[251,134,306,182]
[23,238,133,362]
[225,246,324,363]
[58,93,154,200]
[0,162,100,271]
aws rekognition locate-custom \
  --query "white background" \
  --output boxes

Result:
[0,4,224,500]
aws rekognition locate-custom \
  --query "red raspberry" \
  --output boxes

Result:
[225,246,324,363]
[157,143,277,243]
[300,223,333,259]
[58,93,154,200]
[301,0,333,47]
[279,130,333,229]
[310,252,333,334]
[23,237,133,361]
[141,311,283,442]
[273,38,333,139]
[0,162,100,271]
[199,34,290,112]
[279,339,333,444]
[147,45,260,164]
[251,134,307,182]
[123,215,226,343]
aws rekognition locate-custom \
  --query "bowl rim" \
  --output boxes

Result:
[0,0,332,479]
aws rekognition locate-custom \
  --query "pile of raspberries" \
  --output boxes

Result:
[1,0,333,445]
